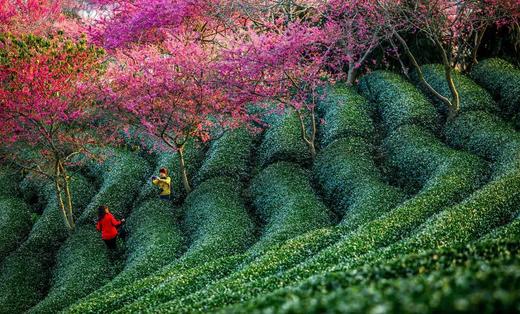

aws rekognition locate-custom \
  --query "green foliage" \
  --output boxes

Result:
[358,70,440,132]
[314,137,404,226]
[257,112,311,168]
[249,162,332,252]
[78,149,151,223]
[0,174,95,313]
[0,197,32,262]
[195,128,254,185]
[444,110,520,177]
[471,58,520,116]
[0,167,20,198]
[230,248,520,314]
[28,226,114,314]
[413,64,497,114]
[182,176,255,262]
[317,85,375,147]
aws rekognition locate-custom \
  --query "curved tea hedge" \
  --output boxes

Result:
[0,174,95,313]
[471,58,520,117]
[249,162,332,252]
[444,110,520,177]
[195,128,254,184]
[182,176,255,262]
[358,70,440,132]
[78,149,151,223]
[152,124,489,313]
[317,85,375,147]
[0,197,32,261]
[314,137,404,226]
[28,226,113,314]
[413,64,497,114]
[0,167,20,198]
[223,215,520,313]
[257,112,312,168]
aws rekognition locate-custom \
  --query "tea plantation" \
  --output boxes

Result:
[1,59,519,313]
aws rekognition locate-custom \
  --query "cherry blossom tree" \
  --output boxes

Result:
[0,33,106,230]
[103,41,249,193]
[320,0,394,85]
[220,22,333,158]
[386,0,520,119]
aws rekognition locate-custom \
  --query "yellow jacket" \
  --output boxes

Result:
[152,176,171,196]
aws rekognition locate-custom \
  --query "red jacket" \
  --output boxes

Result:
[96,213,121,240]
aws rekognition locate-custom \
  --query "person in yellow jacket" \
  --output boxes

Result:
[152,168,172,200]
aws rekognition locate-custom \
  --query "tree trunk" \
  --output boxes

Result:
[444,65,460,118]
[436,39,461,117]
[54,162,72,231]
[295,110,316,159]
[346,61,356,86]
[177,144,191,194]
[62,171,75,229]
[393,31,455,113]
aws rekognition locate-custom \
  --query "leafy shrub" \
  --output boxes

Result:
[138,125,487,314]
[182,176,255,262]
[0,167,20,198]
[444,110,520,178]
[0,197,32,261]
[28,226,114,314]
[62,199,184,314]
[0,174,95,313]
[412,64,497,114]
[471,58,520,116]
[249,162,332,252]
[195,128,254,185]
[78,149,151,223]
[225,217,520,313]
[358,70,440,132]
[234,252,520,314]
[314,137,405,226]
[257,112,312,168]
[317,85,375,147]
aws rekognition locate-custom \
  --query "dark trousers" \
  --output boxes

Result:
[160,194,171,200]
[103,237,117,250]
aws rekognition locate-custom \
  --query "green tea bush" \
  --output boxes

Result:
[257,112,312,168]
[0,174,95,313]
[235,254,520,314]
[195,128,254,185]
[182,176,255,262]
[78,149,151,223]
[0,167,20,198]
[317,85,375,147]
[156,125,488,313]
[224,217,520,313]
[65,177,254,314]
[314,137,405,226]
[444,110,520,178]
[28,226,114,314]
[358,70,440,132]
[249,162,332,252]
[62,199,184,314]
[0,197,32,261]
[471,58,520,116]
[413,64,497,114]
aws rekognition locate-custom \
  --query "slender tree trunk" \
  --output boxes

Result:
[346,61,356,86]
[295,110,316,159]
[436,39,461,118]
[177,143,191,194]
[54,161,72,231]
[60,163,75,230]
[394,31,456,117]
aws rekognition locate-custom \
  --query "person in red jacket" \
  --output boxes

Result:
[96,205,124,249]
